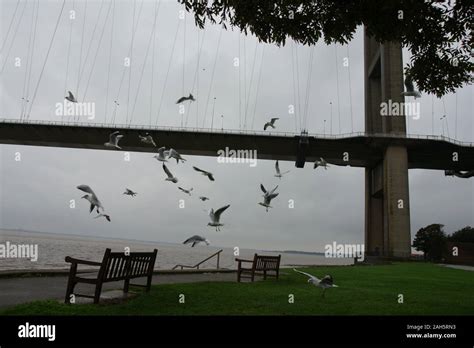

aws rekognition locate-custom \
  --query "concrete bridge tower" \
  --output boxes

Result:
[364,30,411,258]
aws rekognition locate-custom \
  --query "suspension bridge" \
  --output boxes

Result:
[0,1,473,260]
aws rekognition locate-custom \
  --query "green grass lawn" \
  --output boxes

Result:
[2,263,473,315]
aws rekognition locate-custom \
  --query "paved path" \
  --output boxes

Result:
[438,264,474,272]
[0,272,236,308]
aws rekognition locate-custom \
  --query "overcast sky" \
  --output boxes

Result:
[0,0,473,252]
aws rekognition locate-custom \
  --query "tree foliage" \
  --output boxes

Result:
[448,226,474,243]
[412,224,447,262]
[181,0,473,97]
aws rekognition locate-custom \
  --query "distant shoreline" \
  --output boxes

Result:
[1,228,329,255]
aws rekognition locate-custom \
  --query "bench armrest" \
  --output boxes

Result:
[65,256,102,267]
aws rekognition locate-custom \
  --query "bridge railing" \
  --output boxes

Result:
[1,118,473,147]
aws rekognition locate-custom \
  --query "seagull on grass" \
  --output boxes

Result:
[77,185,104,214]
[163,164,178,183]
[264,118,279,130]
[153,147,169,162]
[123,188,137,197]
[168,148,186,163]
[94,213,111,222]
[139,133,157,147]
[401,76,421,99]
[183,235,210,247]
[176,93,195,104]
[104,131,123,150]
[274,160,290,179]
[178,187,193,196]
[313,157,329,170]
[65,91,77,103]
[193,166,215,181]
[207,204,230,231]
[259,184,279,212]
[293,269,339,297]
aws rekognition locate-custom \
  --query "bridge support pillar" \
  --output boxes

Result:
[364,30,411,258]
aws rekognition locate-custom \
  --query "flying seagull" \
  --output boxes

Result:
[208,204,230,231]
[65,91,77,103]
[168,148,186,163]
[77,185,104,214]
[401,76,421,99]
[259,183,279,212]
[183,235,210,247]
[274,160,290,179]
[178,187,193,196]
[153,147,169,162]
[94,213,111,222]
[104,131,123,150]
[264,118,279,130]
[193,166,215,181]
[293,269,339,297]
[123,188,137,197]
[176,93,195,104]
[163,164,178,183]
[199,196,210,201]
[139,133,157,147]
[313,157,329,170]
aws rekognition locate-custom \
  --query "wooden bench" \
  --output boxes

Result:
[64,248,157,304]
[235,253,281,282]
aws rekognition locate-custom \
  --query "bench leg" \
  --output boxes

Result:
[145,275,152,292]
[237,270,241,282]
[123,278,130,293]
[264,270,267,280]
[251,272,255,282]
[64,280,76,304]
[94,283,103,304]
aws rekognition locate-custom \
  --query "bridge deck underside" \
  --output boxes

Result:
[0,123,472,170]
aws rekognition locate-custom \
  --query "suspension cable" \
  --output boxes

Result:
[104,0,115,124]
[0,0,27,75]
[0,0,21,54]
[154,18,181,126]
[126,0,138,124]
[334,44,341,134]
[149,0,159,126]
[346,44,354,132]
[250,45,265,130]
[26,0,66,120]
[243,41,258,130]
[23,0,39,121]
[201,26,223,128]
[63,0,75,122]
[82,1,113,103]
[20,0,36,120]
[129,0,161,126]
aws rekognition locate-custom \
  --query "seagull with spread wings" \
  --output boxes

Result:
[274,160,290,179]
[94,213,111,222]
[207,204,230,231]
[183,235,210,247]
[176,93,195,104]
[193,166,215,181]
[178,187,193,196]
[139,133,157,147]
[123,188,137,197]
[401,76,421,99]
[168,148,186,164]
[264,118,279,130]
[293,269,339,297]
[104,131,123,150]
[259,184,279,212]
[153,147,169,162]
[163,164,178,183]
[313,157,329,170]
[77,185,104,214]
[65,91,77,103]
